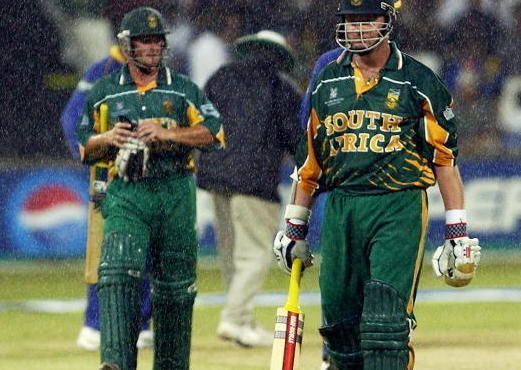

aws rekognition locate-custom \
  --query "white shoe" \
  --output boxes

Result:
[77,326,154,350]
[238,324,273,347]
[217,321,243,341]
[77,326,100,351]
[217,321,273,347]
[319,360,331,370]
[137,329,154,349]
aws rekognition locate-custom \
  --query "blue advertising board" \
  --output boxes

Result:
[0,160,519,259]
[427,160,521,248]
[0,167,89,258]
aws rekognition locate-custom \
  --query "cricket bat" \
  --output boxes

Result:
[85,103,109,284]
[270,257,305,370]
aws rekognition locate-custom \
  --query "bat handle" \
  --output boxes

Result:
[96,103,109,168]
[99,103,109,133]
[285,259,302,313]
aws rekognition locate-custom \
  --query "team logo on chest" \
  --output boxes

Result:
[385,88,401,110]
[162,100,174,114]
[351,0,362,6]
[112,101,131,117]
[325,87,344,106]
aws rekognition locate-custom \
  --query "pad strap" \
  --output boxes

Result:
[319,315,362,369]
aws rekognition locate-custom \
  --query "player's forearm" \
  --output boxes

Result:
[168,125,215,147]
[435,165,465,210]
[294,186,315,209]
[83,132,113,162]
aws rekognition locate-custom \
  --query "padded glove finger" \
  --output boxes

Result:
[273,231,292,275]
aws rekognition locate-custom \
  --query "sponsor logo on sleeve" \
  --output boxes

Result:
[443,106,455,120]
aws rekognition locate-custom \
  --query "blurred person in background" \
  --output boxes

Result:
[498,1,521,155]
[305,1,341,57]
[187,1,247,88]
[196,30,302,347]
[394,0,445,56]
[60,1,178,351]
[76,6,224,370]
[165,1,197,75]
[1,1,71,158]
[501,1,521,76]
[441,0,507,157]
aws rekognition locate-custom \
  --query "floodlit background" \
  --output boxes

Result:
[0,0,520,369]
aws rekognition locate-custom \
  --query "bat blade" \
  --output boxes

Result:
[270,259,304,370]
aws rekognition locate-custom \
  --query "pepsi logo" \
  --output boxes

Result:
[20,185,84,230]
[5,169,89,258]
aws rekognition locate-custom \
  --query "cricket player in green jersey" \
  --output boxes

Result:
[273,1,481,370]
[76,7,224,370]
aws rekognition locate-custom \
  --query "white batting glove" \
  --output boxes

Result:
[431,211,481,287]
[273,231,313,275]
[115,146,131,182]
[115,138,147,182]
[273,204,314,275]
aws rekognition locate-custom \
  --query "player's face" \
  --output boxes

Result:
[131,35,165,69]
[344,14,386,50]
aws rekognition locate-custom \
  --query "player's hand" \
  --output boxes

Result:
[432,237,481,287]
[108,122,136,148]
[136,119,170,144]
[273,231,313,275]
[273,204,313,274]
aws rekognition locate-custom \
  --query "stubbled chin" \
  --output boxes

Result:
[139,58,160,67]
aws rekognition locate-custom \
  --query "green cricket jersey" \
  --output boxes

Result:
[77,65,224,178]
[299,43,459,196]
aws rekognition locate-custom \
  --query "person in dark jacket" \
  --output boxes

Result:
[197,30,302,347]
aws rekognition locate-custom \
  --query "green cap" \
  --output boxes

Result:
[336,0,400,16]
[117,7,168,39]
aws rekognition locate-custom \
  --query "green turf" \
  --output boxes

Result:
[0,256,520,369]
[1,303,520,369]
[0,253,519,301]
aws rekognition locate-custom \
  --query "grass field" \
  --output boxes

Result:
[1,254,520,370]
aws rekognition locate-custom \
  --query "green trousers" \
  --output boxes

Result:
[98,175,197,370]
[319,188,427,370]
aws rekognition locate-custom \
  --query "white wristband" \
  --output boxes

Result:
[284,204,310,222]
[446,209,467,224]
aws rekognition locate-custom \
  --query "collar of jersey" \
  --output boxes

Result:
[341,41,403,72]
[118,64,170,86]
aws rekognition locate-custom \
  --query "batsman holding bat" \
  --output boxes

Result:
[77,7,224,370]
[273,1,481,370]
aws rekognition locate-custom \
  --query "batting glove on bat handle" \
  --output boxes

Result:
[273,231,314,275]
